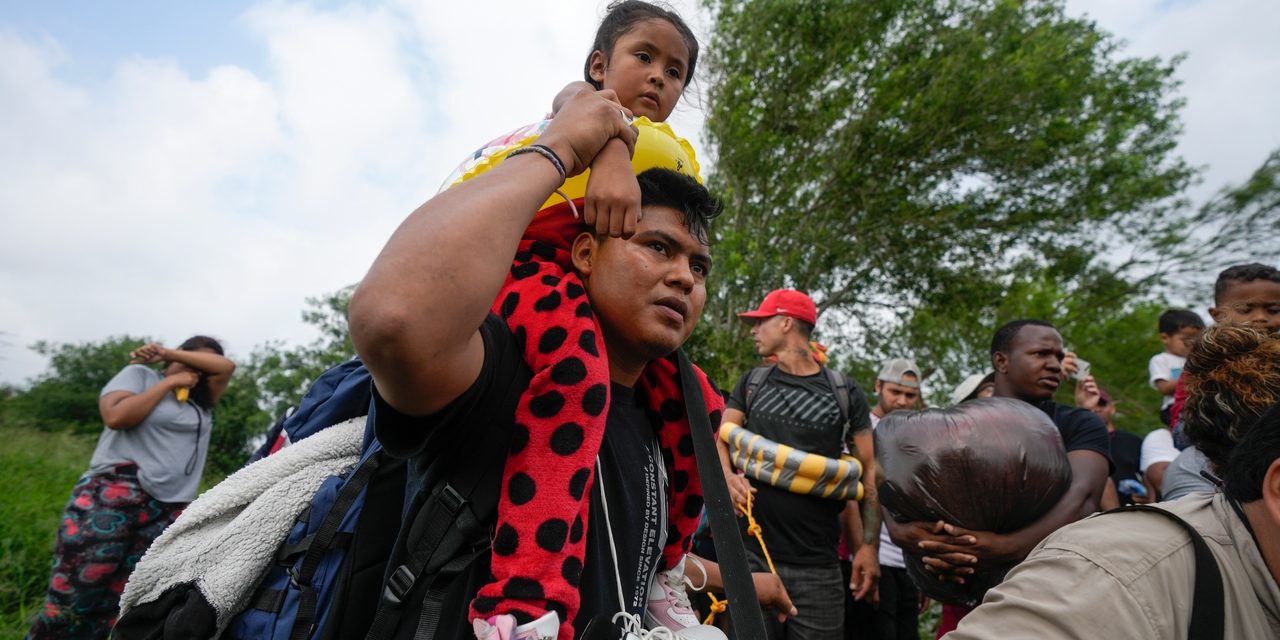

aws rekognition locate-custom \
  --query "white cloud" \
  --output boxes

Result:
[1066,0,1280,200]
[0,0,711,384]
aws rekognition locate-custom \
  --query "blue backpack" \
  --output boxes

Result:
[249,358,374,462]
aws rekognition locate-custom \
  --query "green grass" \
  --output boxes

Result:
[0,425,96,637]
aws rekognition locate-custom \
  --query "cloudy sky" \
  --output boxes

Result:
[1,0,1277,386]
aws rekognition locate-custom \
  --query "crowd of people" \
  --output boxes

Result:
[23,2,1280,639]
[705,261,1280,640]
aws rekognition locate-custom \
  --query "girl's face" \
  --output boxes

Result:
[588,18,690,122]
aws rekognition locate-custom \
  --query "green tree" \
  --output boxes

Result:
[1,335,152,432]
[235,285,358,420]
[693,0,1195,388]
[207,285,358,473]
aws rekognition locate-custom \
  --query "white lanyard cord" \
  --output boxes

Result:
[593,455,677,639]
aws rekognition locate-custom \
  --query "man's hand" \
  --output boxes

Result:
[1062,351,1080,378]
[885,518,976,582]
[724,471,756,514]
[1074,375,1101,410]
[753,572,797,623]
[550,81,596,115]
[917,523,1018,573]
[538,89,637,178]
[582,138,641,238]
[850,544,880,602]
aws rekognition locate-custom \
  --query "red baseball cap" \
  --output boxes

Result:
[738,289,818,326]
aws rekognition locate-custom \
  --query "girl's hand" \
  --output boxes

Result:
[583,139,641,238]
[165,370,200,390]
[130,343,169,364]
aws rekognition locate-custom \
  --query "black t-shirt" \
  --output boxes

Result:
[373,314,664,637]
[1109,429,1144,504]
[1032,399,1113,468]
[726,366,872,566]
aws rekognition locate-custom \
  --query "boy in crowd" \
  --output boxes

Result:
[1148,309,1203,426]
[1168,263,1280,432]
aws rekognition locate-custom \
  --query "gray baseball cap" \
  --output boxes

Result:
[877,358,922,388]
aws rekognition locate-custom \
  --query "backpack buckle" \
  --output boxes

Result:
[440,483,467,516]
[382,564,415,607]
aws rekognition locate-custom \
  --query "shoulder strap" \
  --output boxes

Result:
[677,351,767,640]
[289,448,386,640]
[1105,505,1224,640]
[822,368,851,438]
[743,365,774,415]
[364,403,512,640]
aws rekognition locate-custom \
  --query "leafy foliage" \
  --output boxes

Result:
[690,0,1276,431]
[1,336,152,433]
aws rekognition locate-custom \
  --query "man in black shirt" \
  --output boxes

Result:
[350,93,791,639]
[715,289,876,640]
[887,319,1111,626]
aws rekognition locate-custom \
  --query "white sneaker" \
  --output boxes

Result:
[643,556,728,640]
[473,611,559,640]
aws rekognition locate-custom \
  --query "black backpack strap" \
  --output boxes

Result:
[677,350,767,640]
[821,367,851,439]
[364,404,511,640]
[289,449,385,640]
[742,366,774,416]
[411,546,490,640]
[1106,505,1224,640]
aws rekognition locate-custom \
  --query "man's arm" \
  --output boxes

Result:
[350,91,635,416]
[848,429,881,599]
[1144,461,1170,501]
[1099,478,1121,511]
[850,431,880,544]
[716,407,755,508]
[687,555,797,622]
[917,449,1110,573]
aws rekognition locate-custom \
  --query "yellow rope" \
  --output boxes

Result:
[738,493,777,575]
[703,593,728,625]
[705,494,777,626]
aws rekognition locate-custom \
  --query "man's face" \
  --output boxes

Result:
[875,376,920,414]
[576,204,710,372]
[1210,279,1280,333]
[748,315,787,358]
[1160,326,1202,357]
[995,325,1065,401]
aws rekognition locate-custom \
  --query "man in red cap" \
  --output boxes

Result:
[715,289,878,640]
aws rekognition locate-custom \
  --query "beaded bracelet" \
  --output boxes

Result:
[506,144,567,183]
